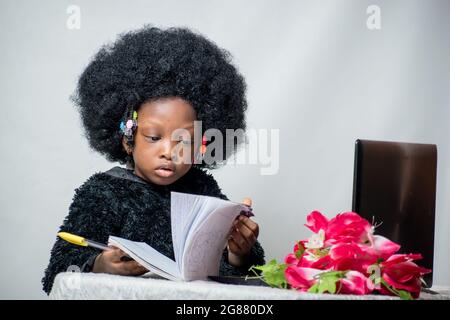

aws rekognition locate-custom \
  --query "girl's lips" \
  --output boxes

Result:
[155,168,175,178]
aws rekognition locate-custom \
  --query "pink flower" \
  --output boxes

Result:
[379,254,431,298]
[304,211,373,246]
[284,242,333,270]
[277,211,431,299]
[305,211,329,233]
[284,241,306,265]
[339,271,374,295]
[284,253,299,265]
[326,212,373,244]
[329,242,377,273]
[365,235,401,259]
[285,266,323,291]
[380,253,424,267]
[299,253,332,269]
[330,242,365,261]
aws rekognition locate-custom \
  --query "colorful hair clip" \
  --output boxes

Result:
[120,109,138,142]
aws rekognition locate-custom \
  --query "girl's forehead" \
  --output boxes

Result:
[137,98,196,132]
[138,97,196,121]
[139,118,194,130]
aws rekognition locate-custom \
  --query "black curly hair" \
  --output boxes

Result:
[72,25,248,169]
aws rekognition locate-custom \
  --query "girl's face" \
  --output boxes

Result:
[124,97,196,185]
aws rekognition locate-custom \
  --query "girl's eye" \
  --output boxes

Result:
[179,140,193,145]
[146,136,161,142]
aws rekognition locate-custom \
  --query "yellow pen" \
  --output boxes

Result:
[57,232,134,261]
[58,232,110,250]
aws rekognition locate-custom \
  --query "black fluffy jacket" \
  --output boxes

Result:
[42,166,265,294]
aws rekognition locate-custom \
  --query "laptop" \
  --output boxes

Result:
[352,139,437,287]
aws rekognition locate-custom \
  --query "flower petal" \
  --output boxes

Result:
[326,212,372,243]
[305,211,329,234]
[367,235,400,259]
[285,266,322,290]
[339,271,373,295]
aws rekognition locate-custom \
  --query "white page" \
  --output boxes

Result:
[188,197,226,237]
[183,196,244,258]
[181,203,246,280]
[171,192,202,271]
[108,236,181,280]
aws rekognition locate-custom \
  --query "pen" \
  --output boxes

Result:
[57,232,133,261]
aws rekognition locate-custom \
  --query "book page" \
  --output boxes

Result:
[108,236,181,280]
[170,192,202,271]
[181,202,246,280]
[188,197,227,236]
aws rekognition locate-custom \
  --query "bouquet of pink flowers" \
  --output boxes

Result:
[250,211,431,299]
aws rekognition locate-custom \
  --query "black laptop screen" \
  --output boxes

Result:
[352,139,437,287]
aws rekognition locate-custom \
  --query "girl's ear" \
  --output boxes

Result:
[121,137,132,154]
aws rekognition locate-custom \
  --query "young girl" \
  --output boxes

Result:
[42,26,265,294]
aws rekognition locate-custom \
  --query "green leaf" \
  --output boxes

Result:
[307,270,344,294]
[295,242,305,259]
[325,278,337,294]
[249,259,288,289]
[397,290,413,300]
[380,278,413,300]
[310,247,330,259]
[308,283,319,293]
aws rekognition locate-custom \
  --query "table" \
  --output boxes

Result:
[49,272,450,300]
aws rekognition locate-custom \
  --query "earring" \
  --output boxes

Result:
[195,135,207,163]
[201,135,207,154]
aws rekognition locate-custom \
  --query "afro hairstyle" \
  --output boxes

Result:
[72,25,248,169]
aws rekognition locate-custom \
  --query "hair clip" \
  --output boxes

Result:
[120,110,138,141]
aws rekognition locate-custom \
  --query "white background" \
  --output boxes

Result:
[0,0,449,299]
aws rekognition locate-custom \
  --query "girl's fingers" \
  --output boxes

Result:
[120,255,134,262]
[228,218,240,237]
[230,229,250,252]
[130,264,148,275]
[233,218,257,246]
[238,216,259,238]
[228,237,244,256]
[101,248,123,262]
[235,220,257,246]
[113,248,134,262]
[117,249,130,258]
[116,261,148,276]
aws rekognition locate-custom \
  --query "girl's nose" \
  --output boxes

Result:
[159,138,177,160]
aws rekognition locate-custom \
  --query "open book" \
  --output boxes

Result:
[108,192,253,281]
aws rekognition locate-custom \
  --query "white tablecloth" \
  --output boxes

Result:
[49,272,450,300]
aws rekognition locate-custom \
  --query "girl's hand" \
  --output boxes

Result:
[92,247,148,276]
[227,198,259,267]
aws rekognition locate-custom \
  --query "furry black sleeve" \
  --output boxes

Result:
[41,175,122,294]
